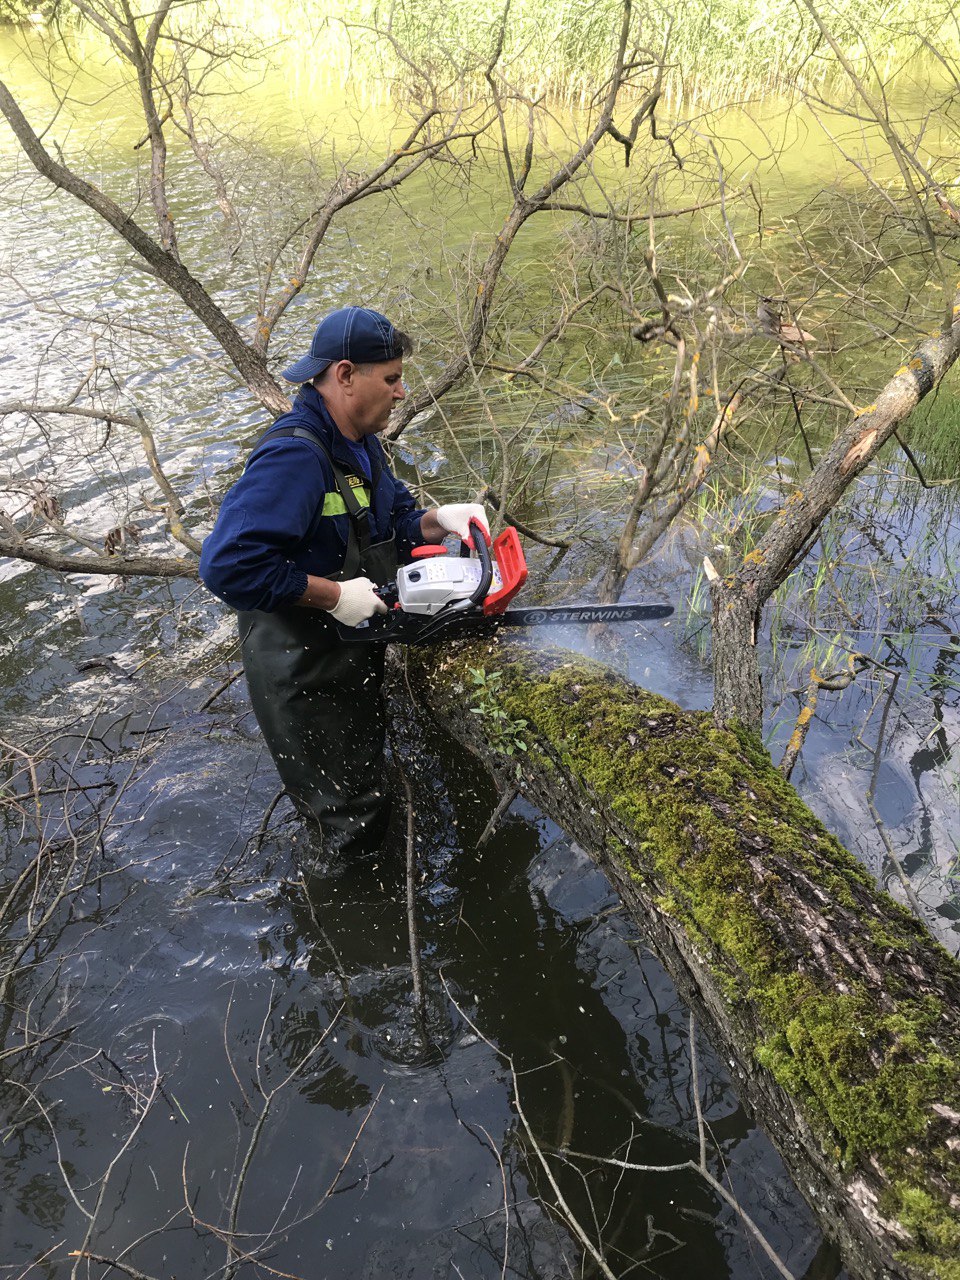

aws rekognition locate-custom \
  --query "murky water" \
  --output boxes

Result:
[0,627,838,1278]
[1,20,957,1278]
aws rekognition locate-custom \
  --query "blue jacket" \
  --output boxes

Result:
[199,385,426,612]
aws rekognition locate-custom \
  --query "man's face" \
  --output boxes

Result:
[351,358,406,434]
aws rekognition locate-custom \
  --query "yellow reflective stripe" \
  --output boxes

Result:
[320,488,370,517]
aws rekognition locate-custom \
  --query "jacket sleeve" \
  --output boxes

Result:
[199,439,328,612]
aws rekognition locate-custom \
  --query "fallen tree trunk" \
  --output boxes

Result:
[409,638,960,1280]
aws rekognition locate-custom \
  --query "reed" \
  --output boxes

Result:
[902,389,960,484]
[15,0,960,105]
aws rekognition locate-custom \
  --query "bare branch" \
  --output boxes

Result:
[0,77,286,412]
[0,533,198,578]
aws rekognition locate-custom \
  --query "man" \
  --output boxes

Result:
[200,306,488,857]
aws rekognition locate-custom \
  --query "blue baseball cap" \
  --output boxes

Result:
[281,306,406,383]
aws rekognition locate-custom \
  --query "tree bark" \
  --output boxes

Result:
[711,578,763,730]
[408,638,960,1280]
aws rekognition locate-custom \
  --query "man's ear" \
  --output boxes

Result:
[331,360,355,391]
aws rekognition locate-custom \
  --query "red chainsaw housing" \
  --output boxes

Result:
[483,526,528,616]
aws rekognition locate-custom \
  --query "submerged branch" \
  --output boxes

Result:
[400,771,426,1022]
[0,534,198,578]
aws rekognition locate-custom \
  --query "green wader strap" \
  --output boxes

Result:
[247,423,378,581]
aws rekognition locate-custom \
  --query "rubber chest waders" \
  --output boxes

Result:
[237,426,399,858]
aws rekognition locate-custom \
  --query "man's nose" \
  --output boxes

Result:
[394,381,407,400]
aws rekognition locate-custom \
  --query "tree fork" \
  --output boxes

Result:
[409,638,960,1280]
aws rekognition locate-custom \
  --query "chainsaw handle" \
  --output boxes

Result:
[467,518,493,608]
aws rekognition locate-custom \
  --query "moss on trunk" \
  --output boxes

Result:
[410,638,960,1280]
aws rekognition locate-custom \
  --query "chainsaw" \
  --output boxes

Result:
[338,519,673,645]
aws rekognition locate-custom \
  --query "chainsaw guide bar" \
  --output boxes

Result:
[337,521,673,645]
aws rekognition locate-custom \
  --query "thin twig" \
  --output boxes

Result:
[865,671,928,921]
[477,786,520,848]
[441,975,618,1280]
[400,770,426,1023]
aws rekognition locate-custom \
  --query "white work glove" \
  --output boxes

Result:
[436,502,491,549]
[327,577,389,627]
